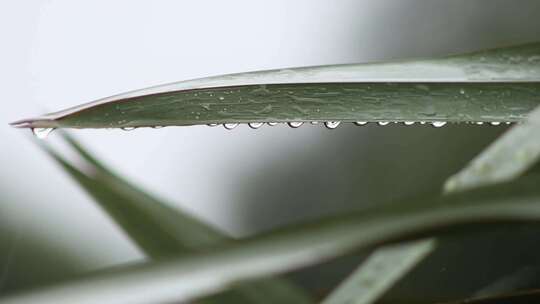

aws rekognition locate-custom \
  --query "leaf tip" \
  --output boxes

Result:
[9,117,57,129]
[9,118,33,128]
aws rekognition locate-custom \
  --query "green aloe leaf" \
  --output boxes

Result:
[445,105,540,191]
[4,174,540,304]
[323,105,540,304]
[10,42,540,131]
[321,240,434,304]
[37,135,313,304]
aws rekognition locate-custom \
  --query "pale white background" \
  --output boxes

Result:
[1,0,540,273]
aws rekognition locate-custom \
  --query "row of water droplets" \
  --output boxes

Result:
[30,120,511,139]
[208,120,511,130]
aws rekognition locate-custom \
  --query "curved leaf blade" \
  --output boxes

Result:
[38,136,313,304]
[3,175,540,304]
[445,106,540,191]
[321,240,434,304]
[11,42,540,130]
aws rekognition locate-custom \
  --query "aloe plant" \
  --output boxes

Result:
[9,42,540,133]
[4,42,540,304]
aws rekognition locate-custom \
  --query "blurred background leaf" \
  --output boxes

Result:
[38,134,313,303]
[325,106,540,304]
[4,174,540,303]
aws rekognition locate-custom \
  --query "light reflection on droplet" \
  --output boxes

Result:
[223,123,238,130]
[288,122,304,128]
[324,121,341,129]
[248,122,264,129]
[431,121,447,128]
[32,128,55,140]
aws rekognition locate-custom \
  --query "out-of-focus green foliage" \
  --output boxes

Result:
[324,103,540,304]
[38,134,313,304]
[4,173,540,303]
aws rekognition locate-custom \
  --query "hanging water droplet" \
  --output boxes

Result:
[223,123,238,130]
[404,121,415,126]
[267,122,278,126]
[431,121,447,128]
[490,122,501,126]
[506,122,512,125]
[288,122,303,128]
[207,123,219,127]
[324,121,341,129]
[420,121,426,125]
[476,122,484,125]
[459,89,466,95]
[378,121,389,126]
[354,121,368,126]
[121,127,137,131]
[310,121,320,125]
[32,128,55,140]
[219,96,225,100]
[248,122,264,129]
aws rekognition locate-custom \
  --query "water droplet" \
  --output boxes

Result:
[459,89,466,95]
[32,128,54,140]
[248,122,264,129]
[490,122,501,126]
[354,121,368,126]
[288,122,303,128]
[310,121,319,125]
[223,123,238,130]
[404,121,415,126]
[420,121,427,125]
[324,121,341,129]
[506,122,512,125]
[207,123,219,127]
[121,127,137,131]
[267,122,278,126]
[378,121,389,126]
[431,121,447,128]
[219,96,225,100]
[476,122,484,125]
